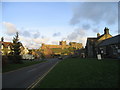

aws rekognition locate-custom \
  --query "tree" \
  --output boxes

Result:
[12,32,22,63]
[41,52,45,60]
[1,37,4,42]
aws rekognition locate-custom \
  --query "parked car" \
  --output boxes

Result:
[58,56,63,60]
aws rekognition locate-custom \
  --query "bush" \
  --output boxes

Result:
[2,56,8,65]
[7,55,23,64]
[7,55,15,64]
[14,55,23,64]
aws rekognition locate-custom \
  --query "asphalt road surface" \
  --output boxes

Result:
[2,58,60,89]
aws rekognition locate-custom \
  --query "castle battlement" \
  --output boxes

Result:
[41,41,83,50]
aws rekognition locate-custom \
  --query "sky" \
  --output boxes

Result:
[0,2,118,49]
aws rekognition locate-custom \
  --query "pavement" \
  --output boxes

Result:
[2,58,60,89]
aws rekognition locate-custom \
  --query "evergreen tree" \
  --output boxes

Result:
[1,37,4,42]
[12,32,22,63]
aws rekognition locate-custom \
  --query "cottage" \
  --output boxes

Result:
[97,34,120,59]
[0,41,13,55]
[85,27,112,58]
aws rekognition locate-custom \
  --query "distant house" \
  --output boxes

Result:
[40,44,54,58]
[0,41,13,55]
[97,34,120,59]
[27,49,42,59]
[85,27,112,58]
[20,46,29,55]
[0,39,30,60]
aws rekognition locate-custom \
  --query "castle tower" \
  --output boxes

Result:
[59,41,66,49]
[104,27,109,34]
[59,41,66,46]
[42,43,45,46]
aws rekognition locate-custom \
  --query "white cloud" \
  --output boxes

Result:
[64,28,87,47]
[33,31,40,38]
[3,36,13,42]
[82,24,91,30]
[33,37,50,44]
[70,2,118,25]
[3,22,18,35]
[69,2,118,38]
[53,32,61,37]
[19,36,50,49]
[51,40,59,45]
[21,30,31,37]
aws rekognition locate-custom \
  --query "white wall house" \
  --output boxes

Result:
[20,46,34,60]
[20,46,29,55]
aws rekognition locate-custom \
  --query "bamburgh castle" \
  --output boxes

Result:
[41,41,83,49]
[40,41,83,58]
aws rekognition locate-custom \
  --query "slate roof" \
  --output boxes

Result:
[87,38,97,41]
[98,34,120,46]
[86,38,97,44]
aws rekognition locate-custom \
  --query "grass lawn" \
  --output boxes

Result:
[2,60,46,73]
[35,58,119,88]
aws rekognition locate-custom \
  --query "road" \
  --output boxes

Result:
[2,58,60,89]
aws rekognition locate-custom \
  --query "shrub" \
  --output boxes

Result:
[2,56,8,66]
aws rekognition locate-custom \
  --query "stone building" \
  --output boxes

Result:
[69,42,83,49]
[85,27,112,58]
[40,43,54,58]
[40,41,83,58]
[97,34,120,59]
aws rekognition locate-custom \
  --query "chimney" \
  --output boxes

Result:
[97,33,100,37]
[104,27,109,34]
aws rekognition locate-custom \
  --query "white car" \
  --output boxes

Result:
[58,56,63,60]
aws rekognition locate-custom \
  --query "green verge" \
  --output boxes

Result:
[2,60,46,73]
[35,58,119,88]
